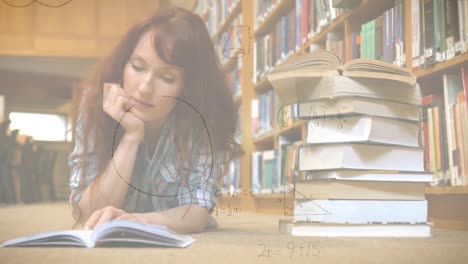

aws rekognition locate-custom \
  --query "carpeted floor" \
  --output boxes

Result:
[1,202,468,264]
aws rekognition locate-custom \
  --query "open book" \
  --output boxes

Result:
[269,50,416,86]
[1,220,195,248]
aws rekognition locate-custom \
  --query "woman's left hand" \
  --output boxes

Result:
[84,206,148,230]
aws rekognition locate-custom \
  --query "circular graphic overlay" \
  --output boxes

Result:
[111,95,214,197]
[1,0,73,8]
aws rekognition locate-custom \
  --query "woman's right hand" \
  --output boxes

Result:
[103,83,144,141]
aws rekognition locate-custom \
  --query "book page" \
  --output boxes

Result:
[91,220,195,248]
[2,230,93,247]
[272,50,341,73]
[343,59,416,85]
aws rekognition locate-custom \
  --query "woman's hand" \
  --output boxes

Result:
[103,83,144,141]
[83,206,149,229]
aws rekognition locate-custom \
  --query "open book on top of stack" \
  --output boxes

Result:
[270,50,416,86]
[267,51,421,105]
[267,51,432,237]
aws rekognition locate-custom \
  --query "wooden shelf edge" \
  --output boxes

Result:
[253,76,272,92]
[347,0,397,23]
[425,186,468,195]
[278,119,305,135]
[253,11,351,87]
[298,12,351,54]
[254,193,294,199]
[415,52,468,78]
[254,0,294,37]
[252,131,276,145]
[211,1,242,42]
[216,195,243,200]
[428,218,468,230]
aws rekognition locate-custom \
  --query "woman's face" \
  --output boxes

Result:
[123,30,183,123]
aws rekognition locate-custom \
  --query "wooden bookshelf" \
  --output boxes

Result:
[279,119,305,137]
[252,131,275,146]
[210,1,242,42]
[254,193,294,199]
[298,12,351,54]
[348,0,399,23]
[254,0,294,37]
[426,186,468,195]
[415,52,468,78]
[198,0,468,228]
[253,76,271,92]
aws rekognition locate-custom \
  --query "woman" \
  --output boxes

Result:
[68,6,238,234]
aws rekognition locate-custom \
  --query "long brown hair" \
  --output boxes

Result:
[71,6,239,225]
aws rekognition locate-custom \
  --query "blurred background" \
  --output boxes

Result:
[0,0,196,206]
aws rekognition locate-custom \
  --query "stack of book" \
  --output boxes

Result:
[267,50,432,237]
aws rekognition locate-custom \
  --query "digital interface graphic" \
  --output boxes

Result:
[1,0,467,262]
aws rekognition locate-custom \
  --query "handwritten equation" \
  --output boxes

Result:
[214,189,256,198]
[257,241,320,258]
[279,103,349,130]
[306,104,348,129]
[210,203,241,217]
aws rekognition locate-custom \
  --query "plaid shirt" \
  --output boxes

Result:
[68,110,224,216]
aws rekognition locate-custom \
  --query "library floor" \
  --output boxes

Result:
[0,203,468,264]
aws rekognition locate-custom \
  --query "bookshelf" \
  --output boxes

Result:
[211,0,242,41]
[254,0,295,36]
[196,0,468,229]
[415,52,468,78]
[425,186,468,195]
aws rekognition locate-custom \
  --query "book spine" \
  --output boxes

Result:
[455,93,467,184]
[422,95,436,171]
[412,0,421,70]
[432,106,442,172]
[428,108,437,173]
[423,0,436,67]
[445,0,460,59]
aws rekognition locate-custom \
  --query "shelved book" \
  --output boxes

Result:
[1,220,195,248]
[442,73,467,186]
[251,90,275,137]
[422,68,468,186]
[411,0,468,70]
[251,142,302,194]
[253,0,345,83]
